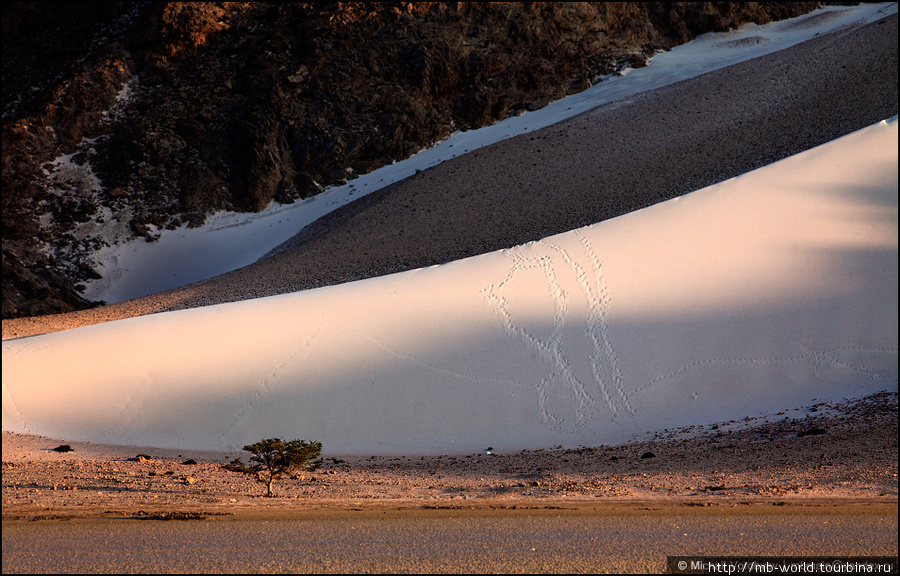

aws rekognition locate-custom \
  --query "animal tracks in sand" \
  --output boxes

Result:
[482,231,897,435]
[483,232,633,432]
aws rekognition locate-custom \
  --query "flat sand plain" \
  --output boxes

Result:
[3,392,895,522]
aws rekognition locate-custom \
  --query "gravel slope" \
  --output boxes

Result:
[2,13,897,341]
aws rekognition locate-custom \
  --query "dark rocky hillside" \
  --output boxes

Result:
[2,2,820,318]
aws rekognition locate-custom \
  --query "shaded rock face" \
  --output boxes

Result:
[1,2,819,319]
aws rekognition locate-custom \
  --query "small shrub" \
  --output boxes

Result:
[223,438,322,497]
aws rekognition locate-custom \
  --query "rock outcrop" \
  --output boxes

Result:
[1,2,820,318]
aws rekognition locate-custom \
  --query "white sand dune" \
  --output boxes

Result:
[3,115,896,455]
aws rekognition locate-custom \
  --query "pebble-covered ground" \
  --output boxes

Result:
[3,391,895,520]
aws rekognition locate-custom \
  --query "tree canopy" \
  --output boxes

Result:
[224,438,322,497]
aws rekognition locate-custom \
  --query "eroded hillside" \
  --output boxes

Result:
[2,2,819,318]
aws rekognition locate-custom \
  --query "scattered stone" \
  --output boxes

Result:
[51,445,73,453]
[640,451,656,459]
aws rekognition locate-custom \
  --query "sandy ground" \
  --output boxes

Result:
[3,391,896,521]
[2,13,897,341]
[0,13,896,548]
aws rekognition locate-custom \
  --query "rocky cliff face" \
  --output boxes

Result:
[1,2,819,318]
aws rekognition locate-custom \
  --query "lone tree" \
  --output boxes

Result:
[224,438,322,497]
